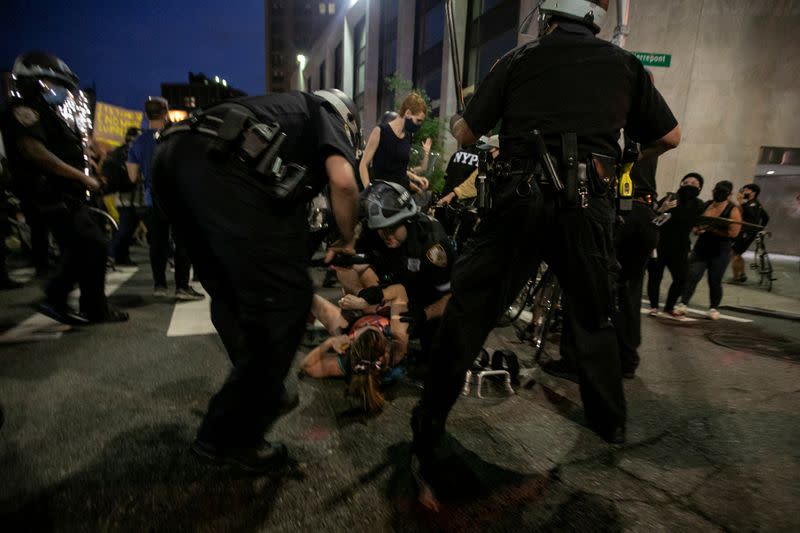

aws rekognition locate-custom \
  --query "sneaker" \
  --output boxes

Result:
[673,303,688,316]
[36,302,90,325]
[708,308,721,321]
[175,286,205,301]
[191,439,288,473]
[153,286,169,297]
[648,308,659,317]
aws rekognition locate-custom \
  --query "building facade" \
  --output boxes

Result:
[265,0,347,93]
[161,72,246,113]
[282,0,800,199]
[287,0,533,154]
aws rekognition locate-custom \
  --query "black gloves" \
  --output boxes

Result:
[400,306,427,337]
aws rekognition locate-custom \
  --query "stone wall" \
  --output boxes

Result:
[600,0,800,196]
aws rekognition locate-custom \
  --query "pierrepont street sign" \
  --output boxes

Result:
[632,52,672,68]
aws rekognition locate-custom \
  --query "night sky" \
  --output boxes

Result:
[1,0,266,110]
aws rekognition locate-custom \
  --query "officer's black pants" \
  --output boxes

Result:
[42,202,109,317]
[144,207,191,290]
[419,183,625,444]
[614,203,658,373]
[647,245,689,312]
[153,134,313,448]
[21,200,50,275]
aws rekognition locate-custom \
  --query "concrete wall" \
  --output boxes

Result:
[600,0,800,197]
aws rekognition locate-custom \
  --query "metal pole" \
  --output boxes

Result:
[445,0,464,113]
[612,0,631,48]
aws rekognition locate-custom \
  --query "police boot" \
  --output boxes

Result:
[191,439,289,473]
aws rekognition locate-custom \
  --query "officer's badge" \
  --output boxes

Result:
[13,106,39,127]
[426,244,448,268]
[407,258,421,272]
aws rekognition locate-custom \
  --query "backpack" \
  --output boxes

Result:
[101,145,135,194]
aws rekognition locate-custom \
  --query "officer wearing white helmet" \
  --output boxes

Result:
[411,0,681,504]
[353,180,455,360]
[151,88,361,472]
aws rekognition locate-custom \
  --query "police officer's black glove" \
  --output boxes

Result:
[400,306,427,338]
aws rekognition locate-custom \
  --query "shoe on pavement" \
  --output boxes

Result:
[175,286,205,301]
[594,425,626,444]
[648,308,659,317]
[673,303,688,316]
[153,286,169,297]
[191,439,288,473]
[36,302,90,325]
[540,358,579,383]
[708,308,721,321]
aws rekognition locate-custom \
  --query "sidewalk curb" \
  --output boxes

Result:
[718,305,800,322]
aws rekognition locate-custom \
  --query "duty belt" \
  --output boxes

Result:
[157,103,311,202]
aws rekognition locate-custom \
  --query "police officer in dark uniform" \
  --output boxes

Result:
[612,133,661,379]
[356,181,455,357]
[435,143,480,235]
[4,52,127,323]
[151,89,361,472]
[411,0,681,492]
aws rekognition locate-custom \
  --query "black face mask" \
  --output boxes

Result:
[712,188,730,202]
[404,117,421,134]
[677,185,700,202]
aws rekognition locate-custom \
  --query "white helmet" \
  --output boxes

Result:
[538,0,608,34]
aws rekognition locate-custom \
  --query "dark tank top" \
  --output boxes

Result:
[372,123,411,189]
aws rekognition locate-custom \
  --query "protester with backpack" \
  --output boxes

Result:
[104,127,142,267]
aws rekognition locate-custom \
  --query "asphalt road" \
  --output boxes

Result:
[1,251,798,532]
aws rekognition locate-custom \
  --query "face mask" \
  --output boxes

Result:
[677,185,700,202]
[712,188,730,202]
[42,86,69,106]
[404,117,421,133]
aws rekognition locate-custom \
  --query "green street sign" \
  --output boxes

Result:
[632,52,672,68]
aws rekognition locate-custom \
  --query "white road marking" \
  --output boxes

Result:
[640,300,752,323]
[166,286,215,337]
[0,268,137,344]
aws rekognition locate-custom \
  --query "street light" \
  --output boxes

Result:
[296,54,308,91]
[297,54,307,67]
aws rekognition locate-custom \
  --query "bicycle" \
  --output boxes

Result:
[750,231,776,291]
[497,263,561,363]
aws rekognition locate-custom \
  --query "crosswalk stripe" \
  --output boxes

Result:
[0,268,138,343]
[640,300,753,323]
[166,287,214,337]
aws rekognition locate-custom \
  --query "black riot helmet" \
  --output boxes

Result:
[363,180,418,229]
[12,51,79,90]
[314,88,363,156]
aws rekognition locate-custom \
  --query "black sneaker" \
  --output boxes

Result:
[191,439,288,473]
[175,286,205,301]
[36,302,90,325]
[540,359,579,383]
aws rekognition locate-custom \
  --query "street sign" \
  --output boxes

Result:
[632,52,672,68]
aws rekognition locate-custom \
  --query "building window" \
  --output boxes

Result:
[334,41,344,89]
[378,0,399,114]
[353,18,367,110]
[464,0,519,89]
[319,61,326,89]
[319,2,326,14]
[328,2,336,14]
[414,0,444,105]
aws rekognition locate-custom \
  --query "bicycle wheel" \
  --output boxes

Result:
[89,207,119,243]
[527,273,560,363]
[762,253,774,292]
[497,276,535,327]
